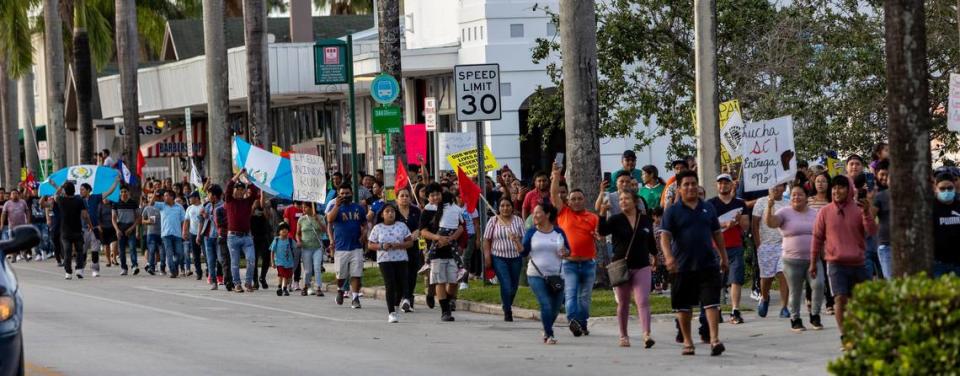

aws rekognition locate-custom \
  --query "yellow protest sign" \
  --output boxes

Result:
[692,100,743,166]
[826,157,843,177]
[446,146,499,176]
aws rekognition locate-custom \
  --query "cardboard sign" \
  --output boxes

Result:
[446,146,499,177]
[741,116,796,192]
[291,153,327,204]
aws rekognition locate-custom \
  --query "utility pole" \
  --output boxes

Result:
[885,0,934,275]
[694,0,721,197]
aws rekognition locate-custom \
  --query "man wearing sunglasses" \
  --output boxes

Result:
[933,172,960,278]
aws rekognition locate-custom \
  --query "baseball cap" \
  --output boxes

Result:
[188,191,200,199]
[716,174,733,182]
[622,150,637,159]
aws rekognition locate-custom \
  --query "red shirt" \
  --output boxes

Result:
[556,207,599,259]
[522,190,551,219]
[283,205,302,239]
[224,180,260,233]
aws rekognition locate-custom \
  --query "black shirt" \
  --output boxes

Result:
[598,212,657,269]
[661,200,721,272]
[57,195,86,236]
[419,208,455,260]
[873,190,891,245]
[933,200,960,264]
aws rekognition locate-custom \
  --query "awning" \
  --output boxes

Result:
[139,123,206,158]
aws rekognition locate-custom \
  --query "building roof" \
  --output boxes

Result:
[163,15,374,61]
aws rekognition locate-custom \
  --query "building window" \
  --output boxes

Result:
[547,21,557,37]
[510,24,524,38]
[501,83,512,97]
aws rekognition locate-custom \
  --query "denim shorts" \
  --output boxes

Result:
[725,247,745,285]
[827,263,869,297]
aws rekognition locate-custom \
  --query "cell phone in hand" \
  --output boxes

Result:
[603,172,612,182]
[555,153,564,168]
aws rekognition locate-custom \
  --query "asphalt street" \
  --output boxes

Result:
[14,259,840,375]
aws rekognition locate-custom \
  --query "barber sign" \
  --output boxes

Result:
[455,64,501,122]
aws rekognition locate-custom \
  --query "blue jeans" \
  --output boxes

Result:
[933,261,960,278]
[118,232,139,270]
[162,236,184,275]
[181,239,193,270]
[877,244,894,280]
[34,223,51,254]
[146,234,162,271]
[228,234,256,285]
[204,237,220,280]
[301,248,324,287]
[528,275,564,337]
[865,235,879,278]
[492,256,522,314]
[562,259,597,328]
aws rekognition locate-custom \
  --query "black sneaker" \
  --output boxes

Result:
[441,312,455,322]
[426,295,435,309]
[336,290,345,305]
[351,297,361,309]
[730,310,744,325]
[260,278,269,290]
[147,268,156,276]
[133,267,140,276]
[504,311,513,322]
[710,342,726,356]
[569,320,584,337]
[810,314,823,330]
[790,318,806,332]
[277,288,283,296]
[283,288,290,296]
[449,298,457,312]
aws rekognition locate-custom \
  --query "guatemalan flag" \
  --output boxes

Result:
[232,137,293,199]
[38,165,122,202]
[114,159,138,186]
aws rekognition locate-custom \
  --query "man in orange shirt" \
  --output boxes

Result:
[550,163,600,337]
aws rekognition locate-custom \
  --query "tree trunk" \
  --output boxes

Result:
[115,0,140,184]
[244,0,271,147]
[378,0,405,173]
[885,0,934,276]
[559,0,601,201]
[44,0,68,170]
[19,72,40,177]
[0,62,22,187]
[204,0,232,185]
[73,27,95,165]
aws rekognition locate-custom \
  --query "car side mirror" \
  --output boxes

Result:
[0,226,41,255]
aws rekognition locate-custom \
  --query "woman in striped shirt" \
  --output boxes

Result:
[482,197,525,322]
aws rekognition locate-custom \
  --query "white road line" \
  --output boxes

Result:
[31,285,208,321]
[135,286,377,323]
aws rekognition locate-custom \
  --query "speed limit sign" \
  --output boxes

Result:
[455,64,501,122]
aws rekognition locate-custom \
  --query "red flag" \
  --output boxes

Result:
[136,148,146,178]
[395,159,410,191]
[456,166,480,213]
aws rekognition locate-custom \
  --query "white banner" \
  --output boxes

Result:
[290,153,327,204]
[437,132,476,171]
[741,116,797,192]
[720,110,745,160]
[949,73,960,131]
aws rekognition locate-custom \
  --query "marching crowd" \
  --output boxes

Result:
[2,144,959,355]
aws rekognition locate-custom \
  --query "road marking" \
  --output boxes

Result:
[136,286,376,323]
[31,285,208,321]
[25,362,64,376]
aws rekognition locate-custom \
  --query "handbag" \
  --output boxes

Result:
[530,258,565,294]
[607,212,641,287]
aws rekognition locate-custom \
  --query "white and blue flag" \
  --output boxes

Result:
[38,165,122,202]
[232,137,293,199]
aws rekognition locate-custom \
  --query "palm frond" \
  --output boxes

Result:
[0,0,37,77]
[77,0,114,71]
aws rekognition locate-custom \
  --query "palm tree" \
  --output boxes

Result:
[314,0,372,14]
[0,0,39,185]
[43,0,68,171]
[378,0,404,170]
[244,0,271,147]
[204,0,231,185]
[115,0,139,183]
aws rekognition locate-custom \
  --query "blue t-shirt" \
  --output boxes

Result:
[84,194,102,227]
[660,200,721,272]
[154,202,187,238]
[326,202,365,251]
[325,190,338,206]
[270,237,295,268]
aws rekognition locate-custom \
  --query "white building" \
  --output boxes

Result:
[90,0,673,182]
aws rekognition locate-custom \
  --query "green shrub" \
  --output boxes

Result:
[828,274,960,375]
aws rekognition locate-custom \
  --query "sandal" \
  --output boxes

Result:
[618,337,631,347]
[710,342,726,356]
[643,335,655,349]
[682,345,695,356]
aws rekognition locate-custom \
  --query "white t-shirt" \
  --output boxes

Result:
[526,230,565,277]
[186,204,204,235]
[368,222,412,263]
[438,203,464,230]
[753,196,788,246]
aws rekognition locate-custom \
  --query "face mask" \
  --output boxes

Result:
[938,191,956,203]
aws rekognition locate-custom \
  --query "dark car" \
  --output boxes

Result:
[0,226,41,376]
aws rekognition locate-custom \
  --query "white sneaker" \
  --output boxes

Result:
[400,299,412,313]
[65,273,72,280]
[459,282,469,291]
[307,287,315,296]
[92,271,100,278]
[388,312,399,323]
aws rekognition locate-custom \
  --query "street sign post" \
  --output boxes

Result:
[371,73,401,104]
[373,105,403,134]
[425,97,437,131]
[315,36,359,199]
[455,63,501,243]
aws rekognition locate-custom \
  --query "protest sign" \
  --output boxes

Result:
[290,153,327,204]
[691,100,743,166]
[404,124,427,164]
[446,146,499,177]
[438,132,476,170]
[741,116,796,192]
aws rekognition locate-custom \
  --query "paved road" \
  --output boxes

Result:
[14,259,839,375]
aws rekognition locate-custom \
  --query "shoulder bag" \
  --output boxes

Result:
[607,212,641,287]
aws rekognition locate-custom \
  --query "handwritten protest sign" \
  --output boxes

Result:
[290,153,327,203]
[438,132,476,170]
[741,116,796,192]
[446,146,499,177]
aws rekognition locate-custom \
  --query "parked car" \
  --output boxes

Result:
[0,226,41,376]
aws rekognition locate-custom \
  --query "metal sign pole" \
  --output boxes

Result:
[347,33,359,202]
[476,120,487,233]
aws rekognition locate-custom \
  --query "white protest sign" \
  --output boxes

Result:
[720,110,745,160]
[455,64,502,122]
[741,116,797,192]
[290,153,327,204]
[437,132,476,170]
[949,73,960,131]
